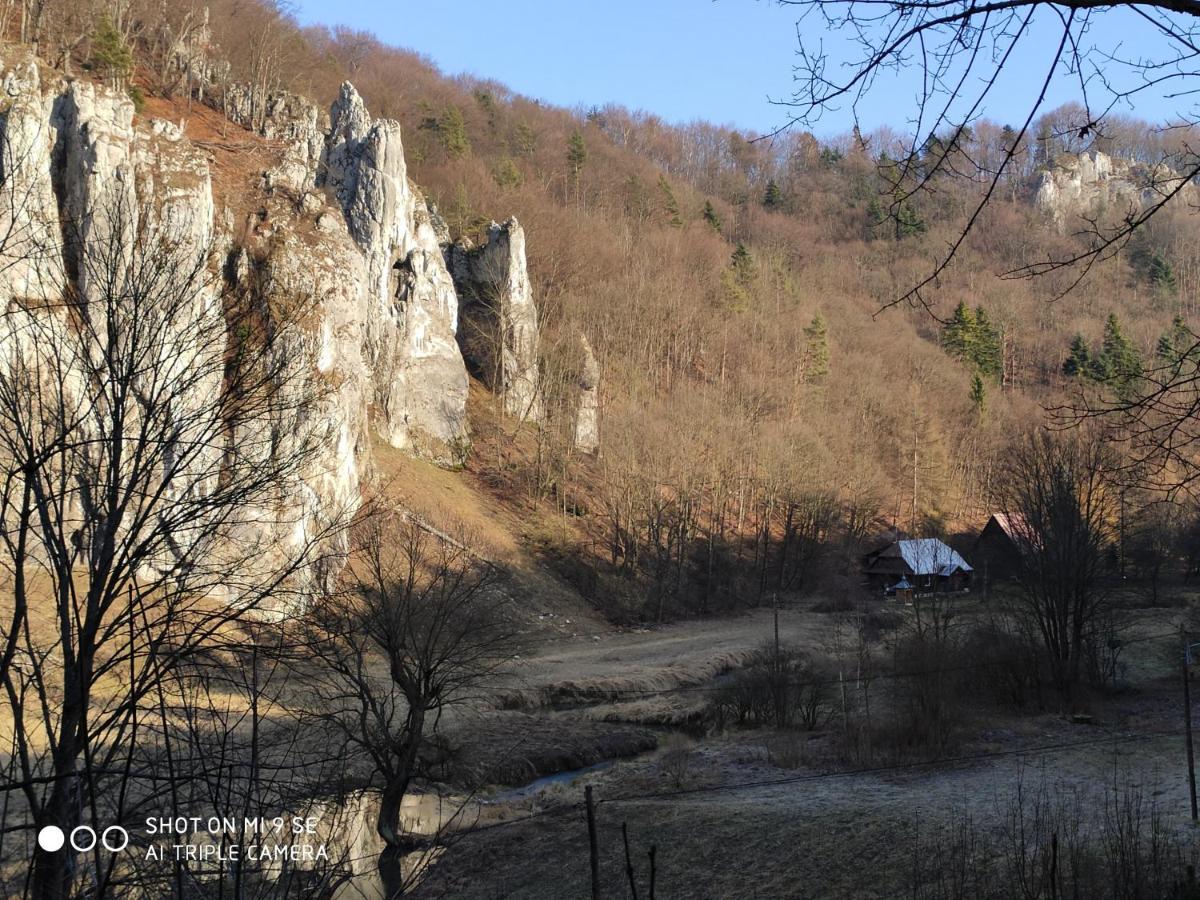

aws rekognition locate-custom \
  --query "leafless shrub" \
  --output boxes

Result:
[706,643,833,731]
[659,733,695,788]
[908,771,1199,900]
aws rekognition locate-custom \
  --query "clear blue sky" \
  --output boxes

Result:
[293,0,1194,137]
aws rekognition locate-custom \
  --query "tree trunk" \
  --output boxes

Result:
[31,769,80,900]
[376,779,411,898]
[375,704,427,897]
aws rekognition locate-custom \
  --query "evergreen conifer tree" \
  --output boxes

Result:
[567,130,587,180]
[513,122,538,156]
[895,200,926,239]
[803,313,830,382]
[1156,314,1195,365]
[969,373,986,413]
[941,302,976,361]
[1063,334,1091,377]
[438,106,471,159]
[90,17,133,88]
[1095,313,1143,393]
[720,244,755,311]
[702,201,722,233]
[493,158,523,190]
[1149,252,1177,293]
[972,307,1003,380]
[731,243,753,281]
[658,175,683,227]
[763,179,784,210]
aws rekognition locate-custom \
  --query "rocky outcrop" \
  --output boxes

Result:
[0,47,560,601]
[449,218,543,423]
[574,332,600,453]
[1035,150,1195,228]
[218,80,473,462]
[0,57,65,302]
[223,85,327,193]
[321,83,469,463]
[0,50,371,605]
[235,199,373,599]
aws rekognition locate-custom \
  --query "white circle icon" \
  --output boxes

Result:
[37,826,65,852]
[69,826,97,852]
[101,826,129,852]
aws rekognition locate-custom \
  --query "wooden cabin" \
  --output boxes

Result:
[973,513,1026,586]
[862,538,973,596]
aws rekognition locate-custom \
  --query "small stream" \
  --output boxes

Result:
[489,760,614,803]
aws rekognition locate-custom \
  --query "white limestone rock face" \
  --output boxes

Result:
[322,82,469,463]
[449,217,543,423]
[238,202,373,602]
[224,85,327,193]
[0,57,65,302]
[0,54,370,607]
[574,332,600,454]
[51,80,138,299]
[1035,150,1195,229]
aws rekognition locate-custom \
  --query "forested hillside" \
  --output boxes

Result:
[17,0,1200,616]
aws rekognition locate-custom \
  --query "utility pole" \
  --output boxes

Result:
[1119,488,1127,580]
[773,592,784,727]
[773,591,781,664]
[585,785,601,899]
[1183,624,1198,822]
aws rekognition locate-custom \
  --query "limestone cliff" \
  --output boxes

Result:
[1035,150,1195,228]
[449,218,543,423]
[0,43,574,600]
[319,83,469,462]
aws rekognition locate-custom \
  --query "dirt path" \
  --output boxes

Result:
[506,607,838,696]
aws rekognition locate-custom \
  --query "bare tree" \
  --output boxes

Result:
[777,0,1200,492]
[994,428,1119,701]
[302,511,517,898]
[779,0,1200,306]
[1128,497,1181,602]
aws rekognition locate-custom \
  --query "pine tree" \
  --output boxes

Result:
[720,245,755,312]
[1095,313,1143,393]
[90,17,133,88]
[473,89,498,130]
[941,302,977,361]
[440,108,469,157]
[658,175,682,227]
[438,106,470,159]
[566,130,587,181]
[492,158,523,190]
[803,313,829,382]
[895,200,926,239]
[702,200,722,233]
[763,179,784,210]
[1000,125,1018,153]
[731,243,753,281]
[1063,334,1091,377]
[969,374,986,414]
[623,174,651,222]
[972,306,1003,380]
[1148,252,1177,294]
[1156,314,1194,364]
[513,122,538,156]
[865,197,885,238]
